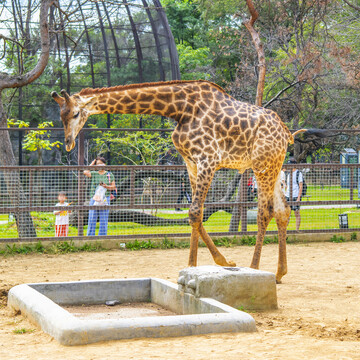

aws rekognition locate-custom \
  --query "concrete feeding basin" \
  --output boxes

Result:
[8,278,256,345]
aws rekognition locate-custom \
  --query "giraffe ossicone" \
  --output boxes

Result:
[52,80,299,282]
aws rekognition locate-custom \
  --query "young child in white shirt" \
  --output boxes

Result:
[54,192,71,237]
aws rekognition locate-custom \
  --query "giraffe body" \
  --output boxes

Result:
[52,80,294,282]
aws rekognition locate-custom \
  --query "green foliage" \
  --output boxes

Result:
[7,119,29,128]
[313,148,333,163]
[21,121,62,152]
[177,44,212,80]
[161,237,176,249]
[124,235,278,251]
[49,241,104,254]
[125,240,157,250]
[213,236,235,247]
[7,119,62,164]
[93,130,173,165]
[13,328,35,334]
[330,235,345,243]
[163,0,205,47]
[4,244,35,255]
[237,305,248,312]
[0,241,104,256]
[195,0,239,20]
[125,238,178,250]
[87,114,176,165]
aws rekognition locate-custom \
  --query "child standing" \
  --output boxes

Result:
[54,191,71,237]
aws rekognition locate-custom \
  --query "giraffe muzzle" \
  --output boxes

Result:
[65,137,75,152]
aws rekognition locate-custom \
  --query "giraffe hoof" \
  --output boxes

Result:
[227,260,236,267]
[276,279,282,284]
[214,256,236,267]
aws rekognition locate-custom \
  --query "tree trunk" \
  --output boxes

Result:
[0,0,54,238]
[244,0,266,107]
[0,97,37,237]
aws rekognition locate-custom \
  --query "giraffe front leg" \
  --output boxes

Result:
[188,226,199,267]
[187,161,236,268]
[198,225,236,267]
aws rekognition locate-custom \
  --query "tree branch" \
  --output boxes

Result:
[263,79,305,108]
[0,0,55,90]
[343,0,360,11]
[0,34,24,49]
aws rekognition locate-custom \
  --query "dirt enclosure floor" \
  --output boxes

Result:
[1,242,360,360]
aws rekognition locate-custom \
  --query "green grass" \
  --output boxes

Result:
[305,185,360,201]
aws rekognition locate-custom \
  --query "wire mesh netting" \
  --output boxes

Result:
[1,163,360,241]
[1,0,180,166]
[0,0,179,92]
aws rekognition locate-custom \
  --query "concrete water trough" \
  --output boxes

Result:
[8,277,256,345]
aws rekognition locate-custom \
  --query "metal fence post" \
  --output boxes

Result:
[240,171,248,232]
[350,167,354,201]
[78,131,85,236]
[228,173,242,232]
[29,170,33,207]
[130,168,135,206]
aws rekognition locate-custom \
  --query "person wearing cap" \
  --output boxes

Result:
[285,157,303,231]
[84,156,115,236]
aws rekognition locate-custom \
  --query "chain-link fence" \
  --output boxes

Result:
[1,163,360,242]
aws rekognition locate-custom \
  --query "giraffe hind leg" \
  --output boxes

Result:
[273,178,291,283]
[250,187,274,270]
[250,170,290,283]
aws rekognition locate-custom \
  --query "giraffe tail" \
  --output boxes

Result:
[288,128,307,144]
[291,129,346,144]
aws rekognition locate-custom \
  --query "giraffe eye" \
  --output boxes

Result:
[74,112,80,118]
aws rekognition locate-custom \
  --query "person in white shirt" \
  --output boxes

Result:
[251,175,257,199]
[280,168,286,194]
[54,191,71,237]
[285,158,303,231]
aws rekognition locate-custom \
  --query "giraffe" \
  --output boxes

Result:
[51,80,304,283]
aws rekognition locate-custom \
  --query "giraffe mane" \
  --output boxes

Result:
[78,80,226,96]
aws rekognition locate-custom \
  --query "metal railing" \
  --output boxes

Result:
[1,163,360,242]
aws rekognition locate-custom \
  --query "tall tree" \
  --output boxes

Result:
[0,0,55,237]
[242,0,265,106]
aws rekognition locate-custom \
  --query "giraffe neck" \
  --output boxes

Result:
[78,81,223,122]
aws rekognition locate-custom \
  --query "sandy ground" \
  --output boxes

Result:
[1,242,360,360]
[64,302,177,320]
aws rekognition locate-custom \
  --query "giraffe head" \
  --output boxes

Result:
[51,89,90,151]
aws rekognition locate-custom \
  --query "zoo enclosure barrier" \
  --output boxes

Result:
[0,163,360,242]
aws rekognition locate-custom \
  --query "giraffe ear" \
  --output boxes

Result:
[51,91,65,106]
[60,89,71,103]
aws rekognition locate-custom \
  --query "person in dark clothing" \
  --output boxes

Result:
[175,176,191,211]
